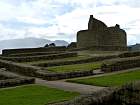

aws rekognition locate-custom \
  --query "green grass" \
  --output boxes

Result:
[0,85,79,105]
[67,70,140,87]
[47,62,101,73]
[23,55,90,65]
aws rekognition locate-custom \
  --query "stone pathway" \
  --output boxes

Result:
[35,78,106,94]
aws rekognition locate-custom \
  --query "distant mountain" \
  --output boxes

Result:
[0,37,69,53]
[53,40,69,46]
[128,43,140,51]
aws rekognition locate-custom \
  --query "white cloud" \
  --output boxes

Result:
[0,0,140,45]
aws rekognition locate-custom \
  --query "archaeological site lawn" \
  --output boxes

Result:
[47,62,101,73]
[67,70,140,87]
[0,85,79,105]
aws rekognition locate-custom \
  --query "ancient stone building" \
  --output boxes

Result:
[77,15,127,51]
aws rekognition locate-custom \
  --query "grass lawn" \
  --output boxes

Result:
[0,85,79,105]
[23,55,90,65]
[47,62,101,73]
[67,70,140,87]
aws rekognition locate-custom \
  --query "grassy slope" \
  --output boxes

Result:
[68,70,140,87]
[47,62,101,73]
[0,85,79,105]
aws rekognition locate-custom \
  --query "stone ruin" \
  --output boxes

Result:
[77,15,127,51]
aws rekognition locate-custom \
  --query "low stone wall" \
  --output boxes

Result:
[1,52,77,62]
[0,78,35,88]
[0,68,35,88]
[2,46,67,55]
[0,74,14,80]
[0,59,94,80]
[36,70,94,81]
[5,51,66,57]
[119,51,140,58]
[0,59,39,76]
[50,81,140,105]
[34,55,117,67]
[101,56,140,72]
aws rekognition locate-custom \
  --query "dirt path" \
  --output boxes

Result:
[35,78,106,94]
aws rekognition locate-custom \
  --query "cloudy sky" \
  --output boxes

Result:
[0,0,140,45]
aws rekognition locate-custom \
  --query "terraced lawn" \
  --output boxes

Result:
[67,70,140,87]
[23,55,90,65]
[47,62,101,73]
[0,85,79,105]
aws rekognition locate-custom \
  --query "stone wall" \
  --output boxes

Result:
[77,15,127,51]
[101,56,140,72]
[34,55,117,67]
[0,78,35,88]
[108,26,127,47]
[0,59,39,76]
[2,46,66,55]
[0,68,35,88]
[77,30,110,48]
[0,59,94,80]
[119,51,140,58]
[5,51,65,57]
[1,52,77,62]
[37,70,94,81]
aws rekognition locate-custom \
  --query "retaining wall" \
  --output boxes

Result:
[0,60,94,80]
[1,52,77,62]
[0,78,35,88]
[36,70,94,81]
[34,55,117,67]
[5,51,66,57]
[2,46,66,55]
[0,59,39,76]
[101,56,140,72]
